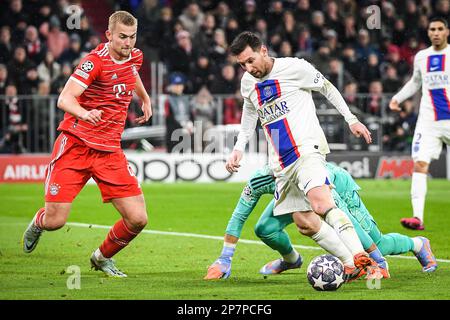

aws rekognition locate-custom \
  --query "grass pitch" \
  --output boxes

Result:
[0,180,449,300]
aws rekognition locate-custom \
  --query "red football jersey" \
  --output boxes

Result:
[58,43,144,152]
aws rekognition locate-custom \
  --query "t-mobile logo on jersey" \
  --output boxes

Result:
[113,84,133,99]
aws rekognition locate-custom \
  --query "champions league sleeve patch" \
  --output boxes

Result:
[241,185,253,202]
[81,60,94,72]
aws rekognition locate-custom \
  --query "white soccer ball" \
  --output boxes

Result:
[306,254,345,291]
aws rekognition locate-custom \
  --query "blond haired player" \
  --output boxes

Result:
[22,11,152,277]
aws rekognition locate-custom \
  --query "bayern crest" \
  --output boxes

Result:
[49,183,61,196]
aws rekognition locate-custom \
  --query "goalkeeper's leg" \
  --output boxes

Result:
[352,196,437,272]
[254,200,302,274]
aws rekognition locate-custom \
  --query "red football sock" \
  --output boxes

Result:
[34,208,46,229]
[99,219,139,258]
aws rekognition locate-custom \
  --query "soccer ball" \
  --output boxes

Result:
[307,254,345,291]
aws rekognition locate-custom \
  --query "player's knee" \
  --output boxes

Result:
[414,161,429,173]
[125,213,148,231]
[310,201,334,216]
[254,221,276,239]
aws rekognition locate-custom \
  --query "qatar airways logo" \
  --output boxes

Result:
[423,74,449,88]
[257,100,289,124]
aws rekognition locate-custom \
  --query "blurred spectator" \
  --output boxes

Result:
[7,46,36,94]
[210,63,238,94]
[364,81,384,116]
[400,36,421,67]
[267,1,284,31]
[1,84,28,154]
[383,99,418,152]
[404,0,420,32]
[339,0,357,18]
[224,17,240,45]
[324,1,343,36]
[153,6,175,60]
[0,64,9,95]
[193,13,216,49]
[214,1,233,30]
[51,62,71,94]
[58,33,82,65]
[136,0,161,51]
[310,11,325,46]
[77,14,94,47]
[294,0,311,24]
[37,51,61,83]
[310,42,330,72]
[191,86,216,151]
[237,0,259,31]
[209,28,228,66]
[392,19,407,46]
[382,64,402,93]
[83,34,101,52]
[384,44,410,78]
[360,53,381,92]
[254,18,268,45]
[341,15,357,46]
[33,3,52,28]
[24,25,47,65]
[178,2,205,38]
[341,45,360,80]
[355,29,378,63]
[46,16,69,60]
[434,0,450,25]
[381,2,397,40]
[1,0,29,31]
[191,54,216,93]
[326,58,354,91]
[166,30,197,78]
[417,15,431,46]
[325,29,340,58]
[0,26,13,65]
[276,10,301,53]
[22,67,39,95]
[279,40,294,57]
[343,81,362,110]
[296,27,313,57]
[164,72,193,153]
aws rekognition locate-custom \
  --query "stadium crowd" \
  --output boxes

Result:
[1,0,449,153]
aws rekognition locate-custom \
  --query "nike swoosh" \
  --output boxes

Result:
[304,179,312,190]
[430,66,439,71]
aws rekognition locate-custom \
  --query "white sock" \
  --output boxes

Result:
[224,242,237,249]
[325,208,365,256]
[411,172,427,222]
[94,248,107,261]
[282,249,300,264]
[412,237,423,254]
[311,220,354,267]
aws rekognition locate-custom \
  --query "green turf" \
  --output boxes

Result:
[0,180,449,300]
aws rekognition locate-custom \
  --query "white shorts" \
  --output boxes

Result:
[412,120,450,163]
[273,152,330,216]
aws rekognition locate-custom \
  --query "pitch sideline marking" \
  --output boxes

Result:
[66,222,450,264]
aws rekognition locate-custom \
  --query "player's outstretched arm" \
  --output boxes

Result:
[204,234,238,280]
[390,54,422,111]
[58,79,103,126]
[134,73,152,124]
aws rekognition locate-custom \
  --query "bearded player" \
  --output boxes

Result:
[22,11,152,277]
[389,17,450,230]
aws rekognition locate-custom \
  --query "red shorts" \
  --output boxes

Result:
[44,132,142,203]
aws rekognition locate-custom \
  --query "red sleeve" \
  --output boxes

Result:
[69,54,102,89]
[133,48,144,71]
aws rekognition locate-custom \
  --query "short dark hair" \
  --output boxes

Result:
[429,16,448,28]
[229,31,262,56]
